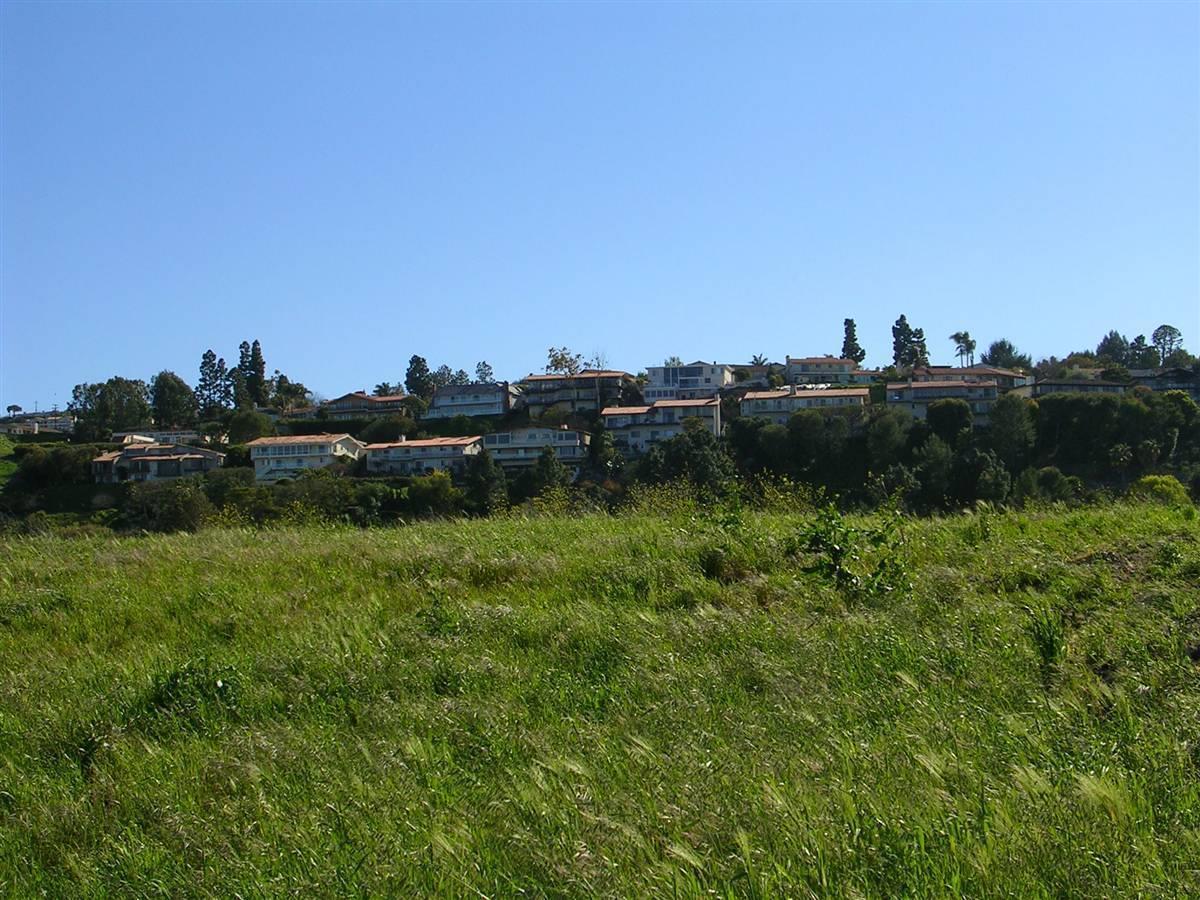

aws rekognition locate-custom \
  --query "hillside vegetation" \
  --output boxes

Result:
[1,502,1198,896]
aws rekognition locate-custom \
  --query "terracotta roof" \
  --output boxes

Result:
[601,406,651,416]
[914,365,1023,378]
[652,398,719,408]
[92,451,122,463]
[744,388,869,401]
[887,380,998,391]
[1034,379,1128,388]
[367,436,481,449]
[125,454,212,463]
[247,433,353,446]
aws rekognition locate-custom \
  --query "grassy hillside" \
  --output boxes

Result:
[1,503,1198,896]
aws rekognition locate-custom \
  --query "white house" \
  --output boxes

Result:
[886,381,999,421]
[642,362,734,402]
[424,382,519,420]
[740,386,869,424]
[365,436,482,477]
[92,443,225,483]
[247,433,365,481]
[482,426,591,472]
[785,357,876,386]
[600,398,721,455]
[911,365,1030,392]
[112,429,205,445]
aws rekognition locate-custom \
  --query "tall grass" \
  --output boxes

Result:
[1,502,1198,895]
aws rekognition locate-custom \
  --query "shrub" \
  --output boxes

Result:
[1128,474,1191,507]
[123,479,214,532]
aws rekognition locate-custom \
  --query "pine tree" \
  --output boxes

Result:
[892,315,914,368]
[248,340,267,405]
[841,318,866,364]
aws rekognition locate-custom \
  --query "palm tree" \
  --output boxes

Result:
[950,331,977,367]
[750,354,769,366]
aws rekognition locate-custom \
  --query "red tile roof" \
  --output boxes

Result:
[247,434,354,446]
[787,356,857,366]
[522,370,631,381]
[600,406,651,416]
[744,388,869,401]
[366,436,481,449]
[887,380,998,391]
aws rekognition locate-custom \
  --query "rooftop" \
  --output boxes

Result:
[743,387,870,401]
[247,434,354,446]
[367,436,481,449]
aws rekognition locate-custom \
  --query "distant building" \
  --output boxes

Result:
[785,357,876,386]
[886,380,999,421]
[600,398,721,456]
[92,443,225,483]
[424,382,519,420]
[642,362,734,402]
[0,413,75,435]
[740,386,869,424]
[247,433,365,481]
[365,436,482,477]
[112,429,204,445]
[1027,379,1128,399]
[319,392,409,420]
[482,426,590,472]
[518,370,636,417]
[1129,367,1200,402]
[911,365,1030,392]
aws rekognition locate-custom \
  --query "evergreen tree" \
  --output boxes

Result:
[197,350,224,418]
[1152,325,1183,365]
[892,315,915,368]
[248,340,267,405]
[150,371,197,427]
[980,339,1032,370]
[841,318,866,364]
[464,449,507,515]
[405,355,435,400]
[911,328,930,367]
[1095,330,1130,365]
[474,361,495,384]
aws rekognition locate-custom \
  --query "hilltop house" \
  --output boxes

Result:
[1129,367,1200,402]
[600,398,721,455]
[112,429,205,445]
[482,426,591,473]
[642,362,734,402]
[1026,379,1128,398]
[319,391,409,420]
[518,370,637,417]
[887,381,999,421]
[785,357,876,386]
[740,386,869,424]
[424,382,519,420]
[92,443,225,483]
[247,434,365,481]
[911,365,1030,392]
[365,436,482,477]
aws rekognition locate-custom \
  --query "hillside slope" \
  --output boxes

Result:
[1,503,1198,896]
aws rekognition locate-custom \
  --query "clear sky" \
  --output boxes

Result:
[2,1,1197,410]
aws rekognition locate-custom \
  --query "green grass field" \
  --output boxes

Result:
[2,502,1198,896]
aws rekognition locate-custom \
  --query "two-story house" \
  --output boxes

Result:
[365,436,482,477]
[319,392,409,420]
[785,357,876,386]
[518,370,636,417]
[642,362,734,402]
[1027,379,1128,399]
[92,443,225,483]
[424,382,519,420]
[886,381,999,421]
[482,426,591,473]
[247,433,365,481]
[911,365,1030,392]
[1129,367,1200,402]
[600,398,721,455]
[740,386,869,424]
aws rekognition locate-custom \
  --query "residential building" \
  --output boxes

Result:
[92,443,225,483]
[1129,367,1200,402]
[600,398,721,456]
[0,413,75,435]
[112,429,204,445]
[518,370,636,417]
[247,433,365,481]
[319,391,409,420]
[642,362,734,402]
[886,380,999,421]
[1027,379,1128,398]
[424,382,519,420]
[740,386,869,424]
[785,357,876,386]
[911,365,1030,392]
[482,426,591,472]
[365,436,482,477]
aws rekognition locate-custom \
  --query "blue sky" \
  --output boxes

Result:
[2,1,1197,410]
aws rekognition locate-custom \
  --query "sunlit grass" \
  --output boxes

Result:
[1,502,1198,895]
